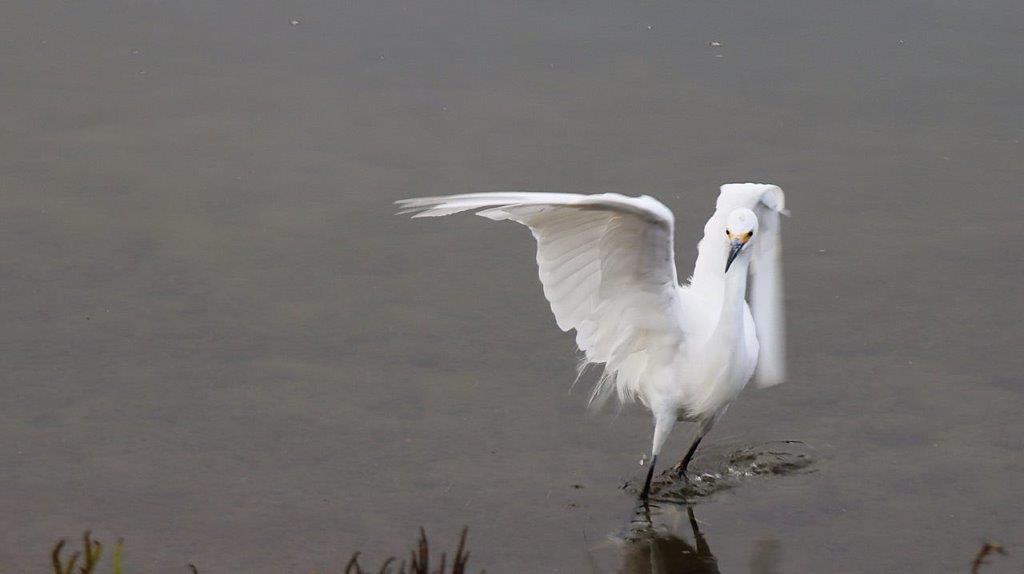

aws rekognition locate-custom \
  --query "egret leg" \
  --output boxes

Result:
[674,410,726,479]
[639,455,658,502]
[673,434,704,479]
[641,414,676,501]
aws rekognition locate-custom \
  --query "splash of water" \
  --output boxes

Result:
[624,441,818,501]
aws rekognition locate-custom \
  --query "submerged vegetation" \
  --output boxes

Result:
[48,527,1006,572]
[51,532,121,574]
[50,528,481,574]
[970,541,1007,574]
[344,527,480,574]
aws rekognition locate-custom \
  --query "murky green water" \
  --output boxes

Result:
[2,1,1022,572]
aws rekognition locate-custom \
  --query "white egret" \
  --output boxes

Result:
[397,184,787,500]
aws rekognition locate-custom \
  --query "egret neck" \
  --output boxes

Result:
[716,252,751,343]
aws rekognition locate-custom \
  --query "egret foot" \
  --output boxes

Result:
[673,434,705,480]
[672,460,691,481]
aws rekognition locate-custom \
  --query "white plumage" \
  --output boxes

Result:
[397,184,787,499]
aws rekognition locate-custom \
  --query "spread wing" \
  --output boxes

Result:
[397,192,688,405]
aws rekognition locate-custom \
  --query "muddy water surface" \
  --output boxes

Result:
[2,1,1022,572]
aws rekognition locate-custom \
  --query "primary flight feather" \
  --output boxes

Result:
[397,184,787,500]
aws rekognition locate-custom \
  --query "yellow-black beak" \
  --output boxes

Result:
[724,231,752,273]
[725,240,744,273]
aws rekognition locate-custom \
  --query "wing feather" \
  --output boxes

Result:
[397,192,687,405]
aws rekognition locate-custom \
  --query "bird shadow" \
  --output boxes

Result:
[621,441,818,503]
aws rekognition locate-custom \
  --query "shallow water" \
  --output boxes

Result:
[629,441,820,502]
[2,1,1022,572]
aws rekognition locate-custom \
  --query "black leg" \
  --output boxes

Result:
[674,434,704,479]
[639,454,658,501]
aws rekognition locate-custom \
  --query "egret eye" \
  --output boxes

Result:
[749,231,754,237]
[725,229,730,235]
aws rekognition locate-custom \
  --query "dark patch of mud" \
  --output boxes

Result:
[623,441,818,502]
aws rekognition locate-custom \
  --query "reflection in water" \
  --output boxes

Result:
[613,442,808,572]
[620,504,782,574]
[622,504,718,574]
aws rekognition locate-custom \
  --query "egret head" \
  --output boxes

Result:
[724,208,758,273]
